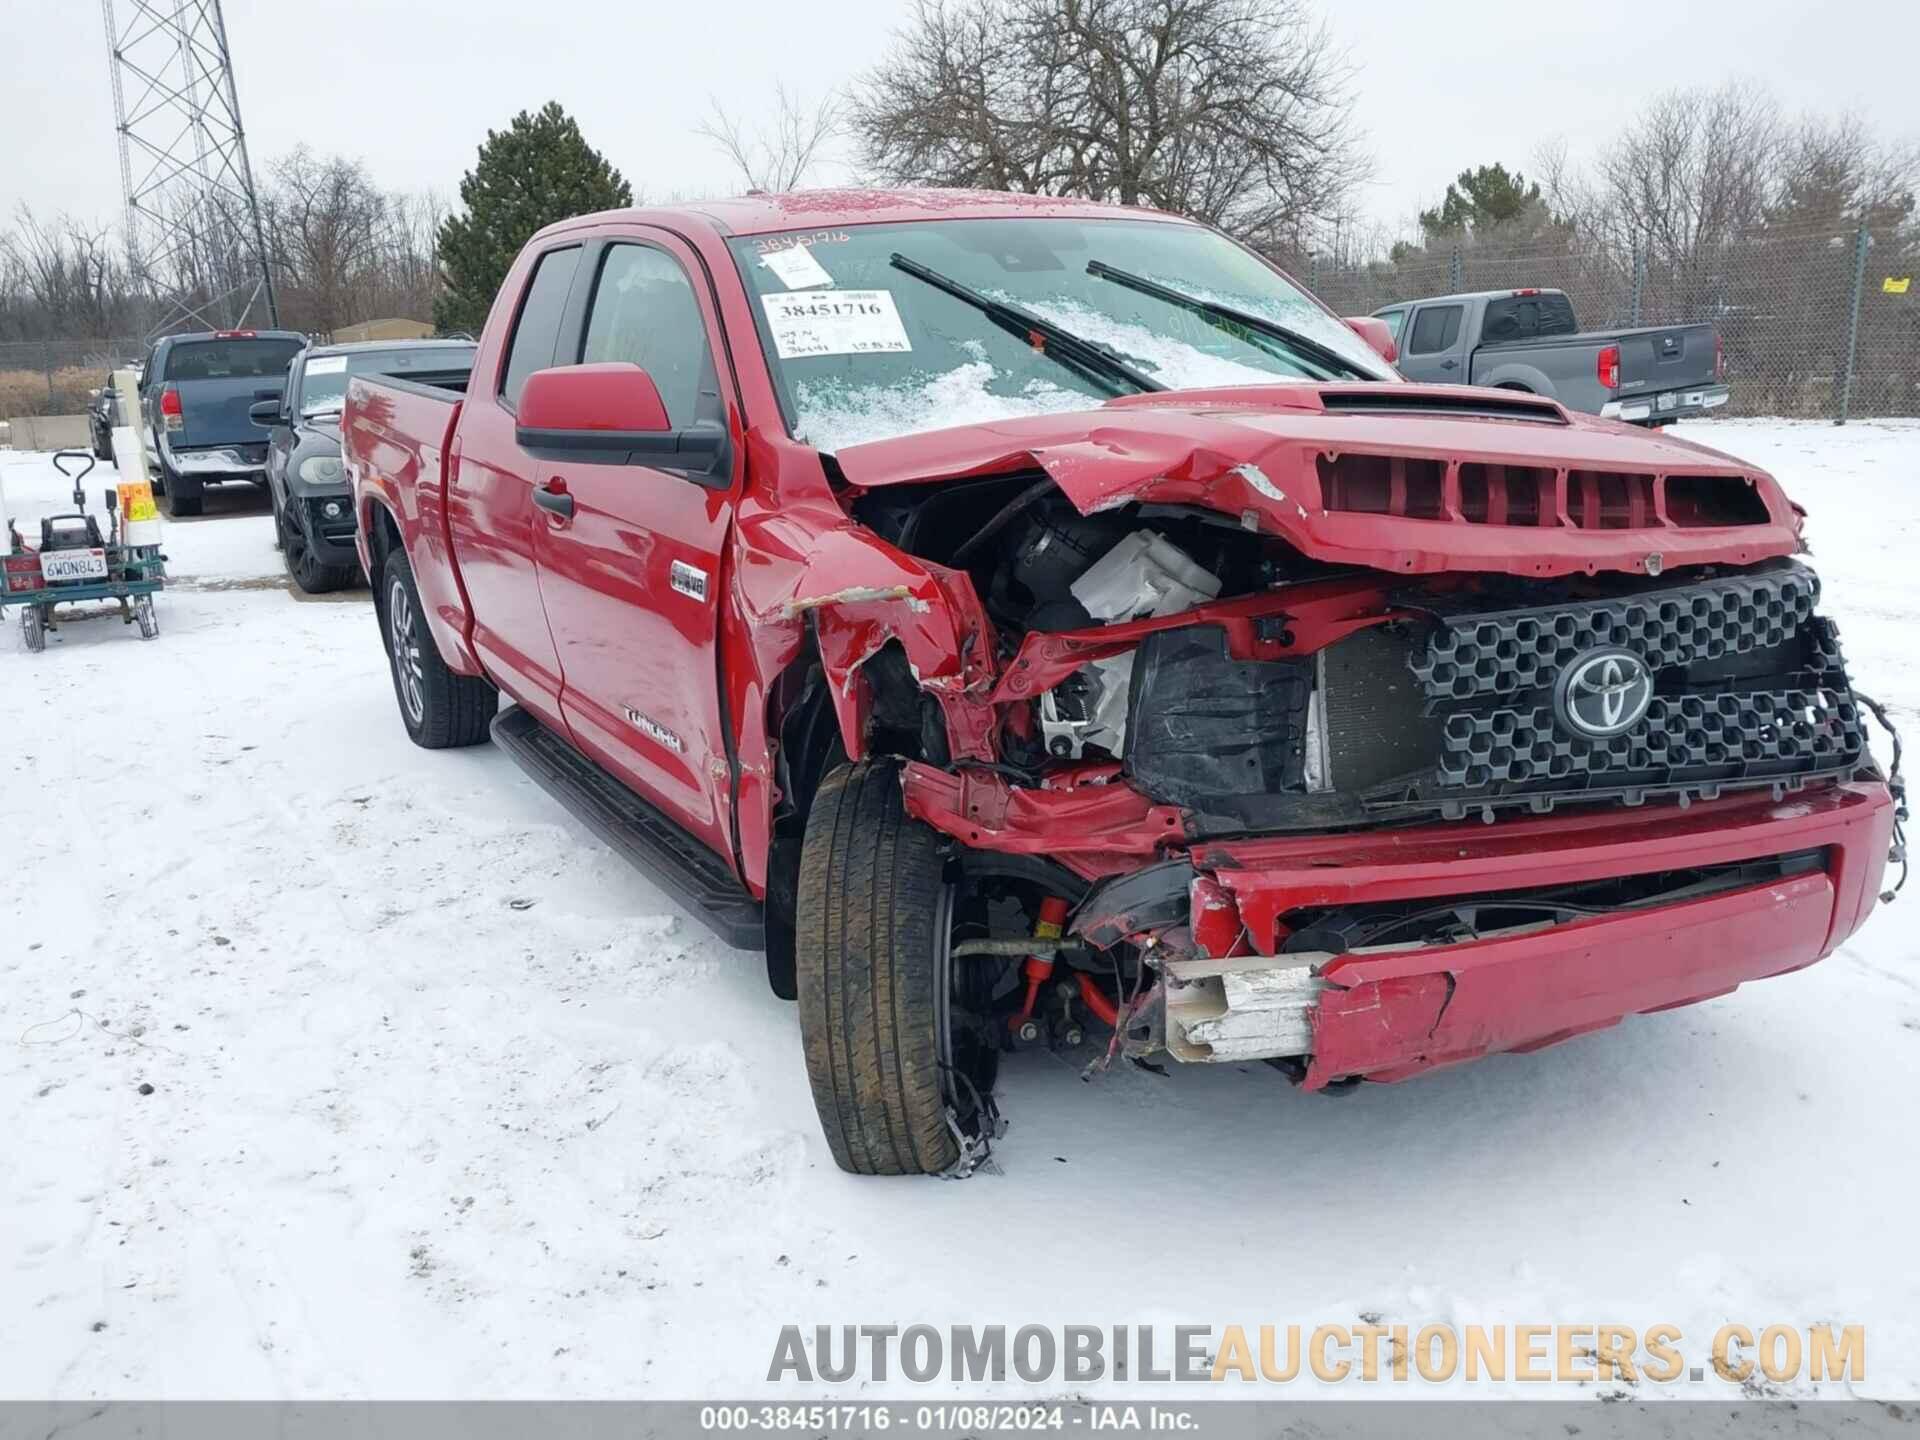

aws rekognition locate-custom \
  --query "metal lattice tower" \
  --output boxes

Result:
[101,0,279,333]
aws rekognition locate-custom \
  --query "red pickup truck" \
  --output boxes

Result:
[345,190,1901,1177]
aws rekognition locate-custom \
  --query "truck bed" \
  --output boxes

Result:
[344,372,471,665]
[1471,320,1720,419]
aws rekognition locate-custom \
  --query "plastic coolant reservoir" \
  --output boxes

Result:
[1071,530,1222,622]
[1040,531,1222,757]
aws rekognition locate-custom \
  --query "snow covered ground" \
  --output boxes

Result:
[1,422,1917,1403]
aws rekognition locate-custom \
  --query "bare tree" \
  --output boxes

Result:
[697,85,843,192]
[262,147,394,333]
[0,206,145,339]
[1772,113,1918,232]
[847,0,1369,243]
[1591,82,1784,265]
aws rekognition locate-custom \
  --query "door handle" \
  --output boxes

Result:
[1439,359,1459,370]
[534,479,574,520]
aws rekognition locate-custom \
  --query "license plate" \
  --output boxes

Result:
[40,549,109,582]
[1656,392,1677,411]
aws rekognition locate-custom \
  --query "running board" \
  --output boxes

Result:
[491,705,765,950]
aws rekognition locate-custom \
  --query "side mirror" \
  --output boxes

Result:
[1344,316,1399,366]
[515,363,729,486]
[248,398,283,425]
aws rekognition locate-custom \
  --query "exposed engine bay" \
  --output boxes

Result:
[854,471,1869,832]
[837,467,1891,1094]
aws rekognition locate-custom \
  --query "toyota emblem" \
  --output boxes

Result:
[1554,646,1654,739]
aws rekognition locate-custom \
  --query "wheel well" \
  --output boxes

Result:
[1493,381,1534,393]
[366,501,402,579]
[761,635,954,997]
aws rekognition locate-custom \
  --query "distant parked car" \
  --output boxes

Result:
[1371,289,1728,424]
[137,329,307,516]
[251,338,475,593]
[87,386,121,461]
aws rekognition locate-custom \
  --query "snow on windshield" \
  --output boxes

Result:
[1019,298,1304,389]
[794,361,1091,453]
[792,300,1305,453]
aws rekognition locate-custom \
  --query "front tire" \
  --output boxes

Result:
[281,501,354,594]
[796,760,969,1176]
[378,546,496,748]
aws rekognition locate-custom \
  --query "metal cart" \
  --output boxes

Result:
[2,450,165,652]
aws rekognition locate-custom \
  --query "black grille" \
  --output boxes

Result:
[1411,564,1820,701]
[1438,688,1863,791]
[1402,561,1867,816]
[1121,561,1870,837]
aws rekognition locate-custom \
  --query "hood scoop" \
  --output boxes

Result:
[1316,387,1568,424]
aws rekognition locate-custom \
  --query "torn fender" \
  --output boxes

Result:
[732,516,1002,763]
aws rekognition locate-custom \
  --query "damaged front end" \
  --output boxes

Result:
[769,389,1898,1092]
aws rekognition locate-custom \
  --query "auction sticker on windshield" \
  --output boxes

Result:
[760,290,911,359]
[760,244,835,291]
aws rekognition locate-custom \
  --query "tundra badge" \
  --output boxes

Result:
[623,707,685,753]
[670,561,709,602]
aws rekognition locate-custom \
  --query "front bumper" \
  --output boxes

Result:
[298,492,360,565]
[1601,383,1731,423]
[905,770,1895,1086]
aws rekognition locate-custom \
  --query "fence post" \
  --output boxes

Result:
[1448,246,1463,293]
[1630,248,1646,327]
[1835,223,1870,426]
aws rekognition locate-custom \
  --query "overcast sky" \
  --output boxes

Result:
[2,0,1915,240]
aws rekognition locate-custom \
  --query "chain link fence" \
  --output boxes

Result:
[0,338,145,421]
[1282,219,1919,421]
[5,224,1917,423]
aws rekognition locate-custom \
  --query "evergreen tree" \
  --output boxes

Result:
[1418,164,1543,241]
[433,102,632,333]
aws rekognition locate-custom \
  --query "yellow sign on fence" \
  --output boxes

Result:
[1884,276,1912,294]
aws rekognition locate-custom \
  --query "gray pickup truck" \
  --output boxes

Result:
[1372,289,1728,424]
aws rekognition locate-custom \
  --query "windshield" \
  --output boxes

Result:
[297,345,474,415]
[727,217,1392,452]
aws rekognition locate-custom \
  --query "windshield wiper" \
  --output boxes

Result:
[889,253,1165,397]
[1085,260,1372,382]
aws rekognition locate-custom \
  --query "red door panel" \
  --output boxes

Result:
[528,233,743,867]
[534,466,733,856]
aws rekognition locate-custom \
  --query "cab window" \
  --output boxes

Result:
[580,244,721,429]
[1407,304,1463,355]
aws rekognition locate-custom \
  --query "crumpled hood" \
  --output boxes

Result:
[831,383,1799,579]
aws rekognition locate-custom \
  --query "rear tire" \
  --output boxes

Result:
[162,468,202,518]
[22,604,47,652]
[378,546,495,749]
[796,760,964,1176]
